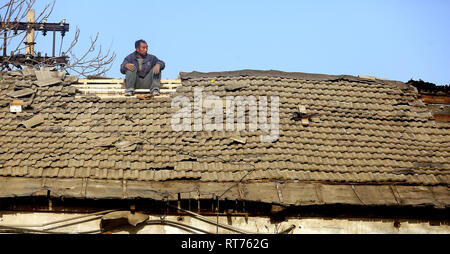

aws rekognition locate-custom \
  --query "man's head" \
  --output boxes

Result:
[135,39,148,56]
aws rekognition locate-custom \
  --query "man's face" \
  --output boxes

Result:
[136,42,148,55]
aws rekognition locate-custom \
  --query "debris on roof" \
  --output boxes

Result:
[291,105,320,127]
[182,137,201,143]
[95,137,120,147]
[115,139,138,152]
[35,70,65,81]
[64,75,79,84]
[0,69,449,209]
[224,82,249,92]
[358,75,377,80]
[10,100,23,113]
[7,88,35,98]
[20,114,45,128]
[407,79,450,122]
[407,79,449,95]
[36,77,62,87]
[230,136,247,144]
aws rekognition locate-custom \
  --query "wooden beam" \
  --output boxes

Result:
[73,84,178,90]
[433,113,450,122]
[75,79,181,88]
[76,88,176,93]
[25,10,35,55]
[75,94,169,99]
[0,22,69,32]
[421,95,450,105]
[71,78,181,99]
[0,55,69,65]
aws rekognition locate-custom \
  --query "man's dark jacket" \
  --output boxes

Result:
[120,51,165,78]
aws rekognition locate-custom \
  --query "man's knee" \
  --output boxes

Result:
[153,70,162,79]
[126,69,137,76]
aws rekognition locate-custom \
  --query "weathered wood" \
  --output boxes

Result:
[281,183,322,205]
[421,95,450,104]
[73,84,177,90]
[85,179,123,199]
[25,10,35,55]
[395,186,438,207]
[433,113,450,122]
[353,185,398,206]
[76,94,169,99]
[77,79,124,85]
[76,79,181,85]
[73,79,181,98]
[1,177,448,208]
[245,183,280,204]
[44,178,84,198]
[320,185,362,205]
[430,186,450,207]
[76,88,176,93]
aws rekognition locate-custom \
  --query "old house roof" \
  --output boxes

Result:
[0,69,449,208]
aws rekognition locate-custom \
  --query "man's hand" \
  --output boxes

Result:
[153,63,161,75]
[125,64,136,72]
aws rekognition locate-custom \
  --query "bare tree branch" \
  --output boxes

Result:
[62,27,116,77]
[1,0,55,53]
[1,0,116,77]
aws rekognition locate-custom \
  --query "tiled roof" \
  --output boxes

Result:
[0,69,449,208]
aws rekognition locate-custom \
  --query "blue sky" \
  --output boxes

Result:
[27,0,450,84]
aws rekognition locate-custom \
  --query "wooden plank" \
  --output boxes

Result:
[245,183,281,204]
[72,84,124,88]
[44,178,84,198]
[70,77,185,101]
[76,88,176,93]
[75,94,169,99]
[162,79,181,83]
[433,113,450,122]
[395,186,437,206]
[162,84,181,88]
[77,90,124,93]
[77,79,125,84]
[85,179,123,199]
[1,176,449,208]
[281,183,321,205]
[77,78,180,84]
[420,95,450,104]
[430,186,450,207]
[0,177,43,197]
[73,84,177,90]
[353,185,398,206]
[135,89,175,93]
[320,185,362,205]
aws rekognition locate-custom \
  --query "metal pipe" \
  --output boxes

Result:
[52,30,55,57]
[43,216,103,231]
[3,32,6,56]
[0,225,100,234]
[0,209,120,228]
[168,205,252,234]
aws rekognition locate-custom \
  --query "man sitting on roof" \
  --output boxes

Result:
[120,39,165,96]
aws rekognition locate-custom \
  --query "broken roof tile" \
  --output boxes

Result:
[0,70,448,207]
[20,115,45,129]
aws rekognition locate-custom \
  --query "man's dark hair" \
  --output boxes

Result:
[135,39,147,49]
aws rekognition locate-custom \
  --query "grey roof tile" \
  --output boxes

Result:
[0,70,449,204]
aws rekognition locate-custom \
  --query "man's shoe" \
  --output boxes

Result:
[125,90,134,96]
[152,90,161,96]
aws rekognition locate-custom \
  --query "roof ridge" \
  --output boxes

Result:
[181,69,395,82]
